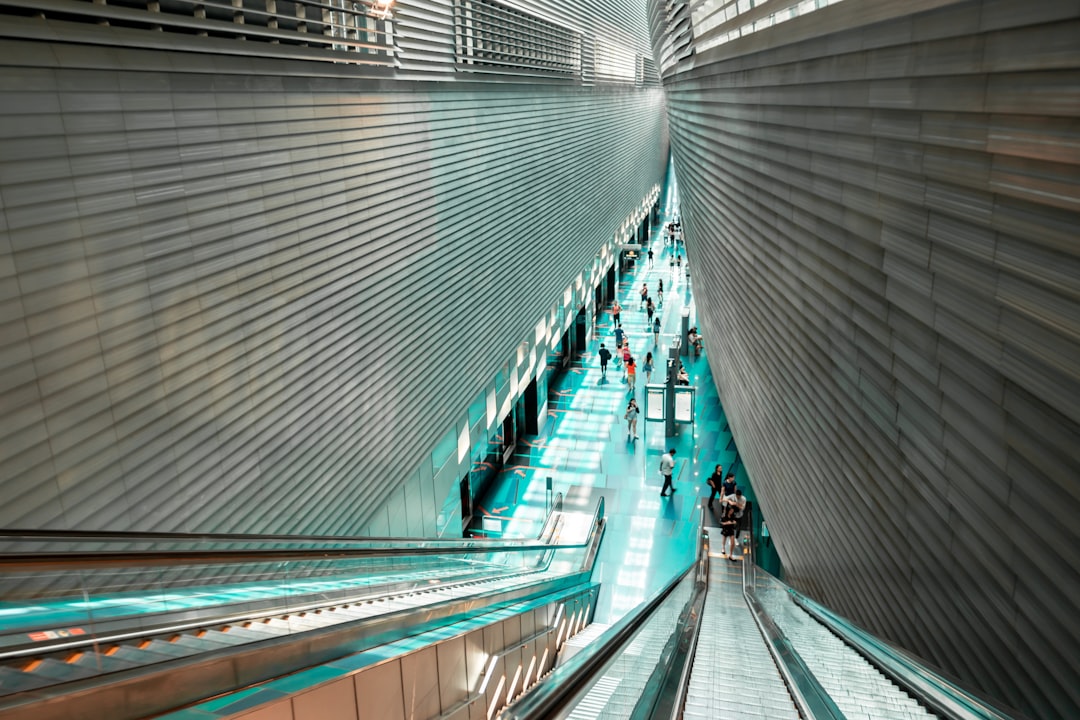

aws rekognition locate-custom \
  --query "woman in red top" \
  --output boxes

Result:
[626,355,637,392]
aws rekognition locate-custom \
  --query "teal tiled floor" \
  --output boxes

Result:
[476,196,741,625]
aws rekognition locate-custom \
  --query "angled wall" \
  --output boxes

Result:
[0,1,667,537]
[652,0,1079,717]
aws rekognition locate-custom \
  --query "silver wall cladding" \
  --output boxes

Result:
[0,39,667,537]
[652,0,1079,718]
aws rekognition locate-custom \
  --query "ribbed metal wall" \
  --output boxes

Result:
[0,2,667,538]
[652,0,1079,717]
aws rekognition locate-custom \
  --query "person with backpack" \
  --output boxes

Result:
[598,343,612,381]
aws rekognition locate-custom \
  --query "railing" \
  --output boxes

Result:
[498,504,707,719]
[627,506,711,720]
[790,590,1030,720]
[0,493,584,568]
[741,552,845,720]
[0,497,607,720]
[0,495,604,656]
[0,0,396,66]
[453,0,581,77]
[747,546,1027,720]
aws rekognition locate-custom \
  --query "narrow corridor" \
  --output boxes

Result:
[476,191,744,624]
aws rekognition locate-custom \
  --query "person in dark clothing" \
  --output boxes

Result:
[598,343,612,380]
[706,464,724,508]
[722,488,747,544]
[721,472,736,498]
[720,505,738,559]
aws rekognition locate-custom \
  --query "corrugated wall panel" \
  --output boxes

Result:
[0,6,667,536]
[652,0,1079,717]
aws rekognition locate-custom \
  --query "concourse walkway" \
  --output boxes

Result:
[475,193,744,625]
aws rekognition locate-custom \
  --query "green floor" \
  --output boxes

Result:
[475,194,746,624]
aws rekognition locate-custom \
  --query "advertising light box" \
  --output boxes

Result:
[674,386,695,423]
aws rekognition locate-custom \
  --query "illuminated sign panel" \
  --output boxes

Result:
[674,386,695,423]
[645,385,666,421]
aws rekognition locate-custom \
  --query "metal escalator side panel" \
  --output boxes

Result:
[740,532,846,720]
[0,568,595,720]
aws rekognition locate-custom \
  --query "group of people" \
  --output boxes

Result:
[605,217,748,556]
[707,464,747,560]
[600,226,684,446]
[666,220,681,245]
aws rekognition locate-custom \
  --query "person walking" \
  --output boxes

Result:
[647,247,654,267]
[676,254,683,273]
[624,398,640,440]
[598,343,612,381]
[614,327,625,366]
[646,298,655,324]
[706,464,724,508]
[658,279,664,306]
[643,352,654,384]
[660,448,677,496]
[653,317,661,345]
[626,355,637,392]
[612,300,622,328]
[639,283,648,309]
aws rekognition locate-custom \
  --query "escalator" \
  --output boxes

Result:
[499,509,1029,720]
[1,498,1031,720]
[0,495,606,720]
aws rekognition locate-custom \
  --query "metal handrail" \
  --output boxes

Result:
[628,505,711,720]
[497,500,705,720]
[0,518,609,720]
[0,498,608,661]
[0,543,593,569]
[741,533,846,720]
[0,494,586,569]
[789,590,1029,720]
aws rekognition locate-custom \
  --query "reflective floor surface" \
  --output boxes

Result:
[476,187,743,624]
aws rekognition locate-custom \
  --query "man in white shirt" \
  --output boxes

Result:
[722,488,746,517]
[660,448,677,496]
[721,489,746,556]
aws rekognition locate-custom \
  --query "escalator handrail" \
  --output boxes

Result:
[0,543,594,569]
[742,533,846,720]
[498,500,704,720]
[0,494,567,549]
[0,493,588,569]
[627,505,711,720]
[0,497,609,660]
[788,590,1030,720]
